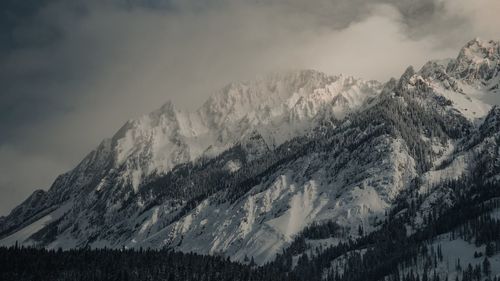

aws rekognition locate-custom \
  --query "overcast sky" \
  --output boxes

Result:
[0,0,499,216]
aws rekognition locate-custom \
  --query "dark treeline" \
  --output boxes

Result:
[0,246,294,281]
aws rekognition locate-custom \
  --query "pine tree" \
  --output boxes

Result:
[485,242,495,257]
[358,224,364,237]
[483,256,491,276]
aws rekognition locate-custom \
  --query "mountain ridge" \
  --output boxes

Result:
[1,39,499,268]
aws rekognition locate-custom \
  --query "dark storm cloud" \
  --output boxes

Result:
[0,0,499,215]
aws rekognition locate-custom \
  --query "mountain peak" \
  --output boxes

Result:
[447,38,500,81]
[158,100,176,113]
[460,38,499,62]
[148,100,179,120]
[396,65,416,89]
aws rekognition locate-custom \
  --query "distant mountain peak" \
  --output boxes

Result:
[156,100,177,115]
[447,38,500,82]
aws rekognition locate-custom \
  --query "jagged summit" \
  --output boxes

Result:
[447,38,500,82]
[458,38,499,61]
[154,100,178,117]
[395,39,500,122]
[103,70,381,186]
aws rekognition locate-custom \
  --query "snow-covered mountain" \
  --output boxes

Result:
[0,71,381,254]
[1,39,499,272]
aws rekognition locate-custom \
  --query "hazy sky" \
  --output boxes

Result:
[0,0,499,216]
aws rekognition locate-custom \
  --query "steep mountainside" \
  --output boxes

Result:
[0,71,381,255]
[1,39,499,272]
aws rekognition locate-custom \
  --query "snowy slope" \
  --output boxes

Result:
[398,231,500,281]
[139,135,416,263]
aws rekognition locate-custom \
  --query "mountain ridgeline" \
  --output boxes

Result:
[1,38,500,281]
